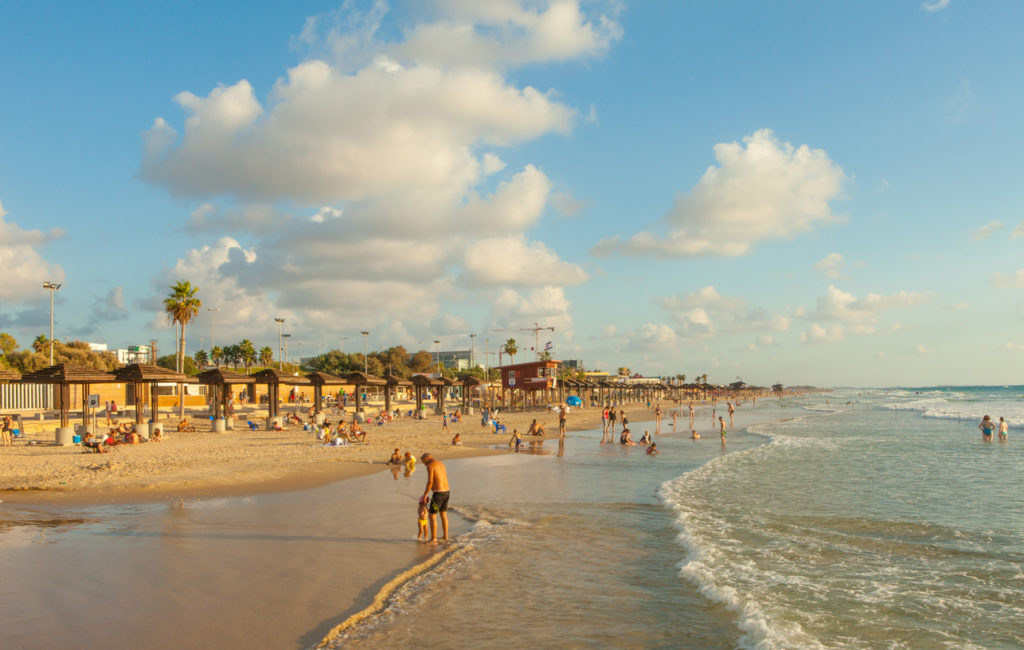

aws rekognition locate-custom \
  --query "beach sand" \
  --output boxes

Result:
[1,403,606,503]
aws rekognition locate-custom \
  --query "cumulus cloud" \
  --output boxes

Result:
[992,270,1024,288]
[1004,342,1024,352]
[0,200,66,302]
[800,323,846,345]
[490,286,575,343]
[1011,221,1024,239]
[140,2,605,348]
[619,323,680,353]
[659,286,790,338]
[796,285,932,323]
[971,221,1003,240]
[593,129,845,258]
[814,252,844,279]
[922,0,950,12]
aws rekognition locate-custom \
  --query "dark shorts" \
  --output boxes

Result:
[559,418,566,426]
[429,491,450,513]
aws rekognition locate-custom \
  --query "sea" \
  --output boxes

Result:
[329,386,1024,649]
[3,386,1022,649]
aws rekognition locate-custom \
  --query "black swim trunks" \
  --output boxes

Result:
[429,491,450,513]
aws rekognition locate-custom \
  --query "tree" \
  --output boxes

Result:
[158,353,197,375]
[259,346,273,368]
[410,350,433,373]
[675,374,686,383]
[0,332,17,355]
[33,334,48,353]
[538,350,552,361]
[503,338,518,365]
[211,346,223,367]
[194,349,209,368]
[617,367,631,377]
[222,344,240,369]
[238,339,256,373]
[163,281,202,373]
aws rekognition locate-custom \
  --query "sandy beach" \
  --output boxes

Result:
[1,403,609,503]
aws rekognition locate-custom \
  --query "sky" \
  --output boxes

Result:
[1,0,1022,387]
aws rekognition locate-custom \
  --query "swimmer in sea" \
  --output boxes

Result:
[998,417,1009,442]
[646,443,660,456]
[979,415,995,442]
[690,429,700,440]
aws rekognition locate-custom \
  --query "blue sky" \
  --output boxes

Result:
[2,0,1022,387]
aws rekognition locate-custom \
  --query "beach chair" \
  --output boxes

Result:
[247,420,260,431]
[492,421,507,435]
[12,428,22,439]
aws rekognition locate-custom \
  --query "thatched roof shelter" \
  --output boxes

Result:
[344,371,386,412]
[382,373,413,413]
[197,368,254,420]
[410,374,444,412]
[0,368,21,382]
[251,369,311,417]
[20,364,118,428]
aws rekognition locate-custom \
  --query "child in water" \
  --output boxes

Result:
[416,498,429,541]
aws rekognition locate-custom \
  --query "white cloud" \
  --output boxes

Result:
[813,252,844,279]
[602,324,617,337]
[593,129,845,258]
[915,344,934,355]
[1010,221,1024,239]
[0,200,66,302]
[490,286,575,344]
[922,0,950,12]
[798,285,932,323]
[992,270,1024,288]
[1004,342,1024,352]
[551,191,586,217]
[800,323,846,344]
[620,323,680,353]
[659,286,790,337]
[971,221,1003,240]
[462,236,587,287]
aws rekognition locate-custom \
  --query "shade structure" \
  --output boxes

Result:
[344,371,386,412]
[251,368,312,418]
[460,376,483,409]
[112,364,185,425]
[20,364,118,428]
[196,368,255,420]
[383,373,413,413]
[0,369,21,382]
[410,374,444,413]
[306,371,348,416]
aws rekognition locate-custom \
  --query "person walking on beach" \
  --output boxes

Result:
[421,453,450,544]
[719,416,727,442]
[979,415,995,442]
[998,417,1009,442]
[558,404,567,438]
[620,410,628,434]
[441,412,450,435]
[689,402,695,427]
[1,415,13,447]
[655,404,662,434]
[728,401,735,427]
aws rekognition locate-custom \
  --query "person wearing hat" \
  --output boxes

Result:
[420,453,450,544]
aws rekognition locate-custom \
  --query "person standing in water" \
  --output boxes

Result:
[979,415,995,442]
[420,453,450,544]
[728,401,735,427]
[689,402,695,427]
[654,404,662,434]
[998,417,1009,442]
[719,416,727,442]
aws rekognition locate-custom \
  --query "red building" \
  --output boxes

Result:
[499,360,560,393]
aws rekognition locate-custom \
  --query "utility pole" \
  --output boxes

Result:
[43,281,62,365]
[339,336,348,353]
[275,318,285,370]
[469,333,476,370]
[433,340,441,374]
[360,331,369,374]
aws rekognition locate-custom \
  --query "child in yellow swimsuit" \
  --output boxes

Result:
[417,498,429,541]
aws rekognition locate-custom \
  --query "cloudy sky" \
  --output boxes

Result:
[2,0,1022,387]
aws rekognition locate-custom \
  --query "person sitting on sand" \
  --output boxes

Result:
[350,422,367,443]
[509,428,523,451]
[151,428,163,442]
[403,452,416,473]
[527,419,545,436]
[272,420,284,432]
[647,442,660,456]
[620,428,637,446]
[82,432,106,453]
[451,433,462,446]
[177,418,196,433]
[388,448,403,464]
[452,410,461,424]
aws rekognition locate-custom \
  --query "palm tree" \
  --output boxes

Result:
[194,349,209,368]
[503,338,518,365]
[32,334,48,354]
[259,346,273,368]
[211,346,223,367]
[164,281,201,418]
[617,366,631,377]
[239,339,256,374]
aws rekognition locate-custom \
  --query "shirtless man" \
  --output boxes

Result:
[421,453,450,544]
[558,405,567,438]
[728,401,735,427]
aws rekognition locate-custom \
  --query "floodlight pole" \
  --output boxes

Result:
[43,281,62,365]
[360,331,369,374]
[208,307,220,355]
[275,318,285,369]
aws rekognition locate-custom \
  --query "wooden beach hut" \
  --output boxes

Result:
[344,371,387,414]
[20,364,118,444]
[410,374,444,415]
[306,371,348,418]
[384,373,413,414]
[252,369,312,423]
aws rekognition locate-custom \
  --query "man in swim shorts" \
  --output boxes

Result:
[421,453,450,544]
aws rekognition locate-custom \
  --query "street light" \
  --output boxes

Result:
[360,331,369,374]
[42,281,61,365]
[207,307,220,361]
[433,339,441,375]
[275,318,285,370]
[282,333,292,369]
[339,336,349,353]
[469,333,476,369]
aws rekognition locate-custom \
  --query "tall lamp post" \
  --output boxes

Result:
[274,318,285,369]
[207,307,220,361]
[42,281,62,365]
[469,333,476,370]
[433,340,441,375]
[360,331,369,374]
[282,333,292,370]
[339,336,349,353]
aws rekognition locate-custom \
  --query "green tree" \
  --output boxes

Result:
[163,281,202,373]
[538,349,552,361]
[0,332,17,355]
[617,367,631,377]
[32,334,48,353]
[194,349,209,368]
[222,344,240,369]
[503,338,518,365]
[158,353,197,375]
[238,339,257,373]
[409,349,433,373]
[211,346,223,367]
[259,346,273,368]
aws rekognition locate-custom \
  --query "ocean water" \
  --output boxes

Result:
[327,389,1024,649]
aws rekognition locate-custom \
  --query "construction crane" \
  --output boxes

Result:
[493,322,555,361]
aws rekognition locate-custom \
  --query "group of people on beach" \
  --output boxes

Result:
[978,415,1009,442]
